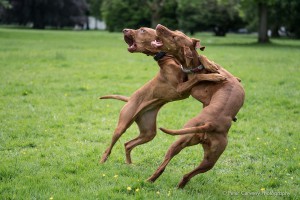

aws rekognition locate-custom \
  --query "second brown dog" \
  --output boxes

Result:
[148,24,245,188]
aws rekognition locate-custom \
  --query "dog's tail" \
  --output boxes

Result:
[99,95,129,102]
[160,123,212,135]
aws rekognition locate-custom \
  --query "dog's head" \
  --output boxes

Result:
[151,24,205,66]
[123,27,160,55]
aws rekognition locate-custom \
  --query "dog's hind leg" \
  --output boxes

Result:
[124,107,160,164]
[100,102,138,163]
[147,134,203,182]
[177,133,228,188]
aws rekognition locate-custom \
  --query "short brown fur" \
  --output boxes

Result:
[100,27,225,164]
[147,25,245,188]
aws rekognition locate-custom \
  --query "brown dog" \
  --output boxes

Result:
[100,27,225,164]
[148,24,245,188]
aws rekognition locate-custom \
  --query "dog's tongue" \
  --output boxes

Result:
[151,40,163,48]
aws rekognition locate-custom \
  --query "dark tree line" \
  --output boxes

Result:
[0,0,89,29]
[101,0,244,36]
[1,0,300,42]
[101,0,300,41]
[241,0,300,42]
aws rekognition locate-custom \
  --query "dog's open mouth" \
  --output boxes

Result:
[124,35,137,52]
[151,39,163,48]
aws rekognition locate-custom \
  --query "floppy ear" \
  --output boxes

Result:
[182,46,193,67]
[199,55,219,73]
[192,38,205,51]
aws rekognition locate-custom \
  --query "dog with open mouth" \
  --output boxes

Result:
[99,27,225,164]
[147,24,245,188]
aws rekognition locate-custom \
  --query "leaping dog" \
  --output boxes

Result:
[100,27,225,164]
[148,24,245,188]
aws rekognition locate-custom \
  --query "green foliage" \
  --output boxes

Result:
[0,28,299,199]
[271,0,300,38]
[101,0,244,35]
[87,0,103,20]
[157,0,178,30]
[177,0,203,34]
[101,0,151,31]
[101,0,178,31]
[2,0,88,29]
[241,0,300,38]
[177,0,244,35]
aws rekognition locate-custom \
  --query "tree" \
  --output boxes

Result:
[285,0,300,38]
[101,0,176,31]
[2,0,88,29]
[86,0,102,29]
[210,0,244,36]
[257,1,269,43]
[241,0,276,43]
[101,0,153,32]
[177,0,243,36]
[177,0,203,34]
[269,0,300,38]
[0,0,11,22]
[88,0,102,20]
[101,0,244,35]
[158,0,177,30]
[145,0,164,28]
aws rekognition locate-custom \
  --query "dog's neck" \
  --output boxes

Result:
[191,50,202,67]
[153,51,166,61]
[154,52,180,67]
[179,49,205,74]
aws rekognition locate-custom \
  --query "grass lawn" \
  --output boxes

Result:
[0,28,299,199]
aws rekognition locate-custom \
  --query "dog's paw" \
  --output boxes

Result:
[215,74,227,81]
[199,55,219,73]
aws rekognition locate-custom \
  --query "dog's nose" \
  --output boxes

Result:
[123,29,129,33]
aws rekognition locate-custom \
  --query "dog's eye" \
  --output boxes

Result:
[140,29,145,33]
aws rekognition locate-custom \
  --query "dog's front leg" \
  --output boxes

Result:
[176,74,226,94]
[199,55,219,73]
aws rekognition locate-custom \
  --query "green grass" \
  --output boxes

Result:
[0,28,299,199]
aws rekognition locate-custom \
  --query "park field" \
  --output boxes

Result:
[0,28,299,199]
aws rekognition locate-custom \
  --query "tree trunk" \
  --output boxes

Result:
[86,16,90,30]
[151,10,160,28]
[258,2,269,43]
[148,0,164,28]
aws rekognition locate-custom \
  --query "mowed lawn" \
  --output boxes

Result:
[0,28,299,199]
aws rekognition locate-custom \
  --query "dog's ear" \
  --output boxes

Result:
[182,46,193,67]
[192,38,205,51]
